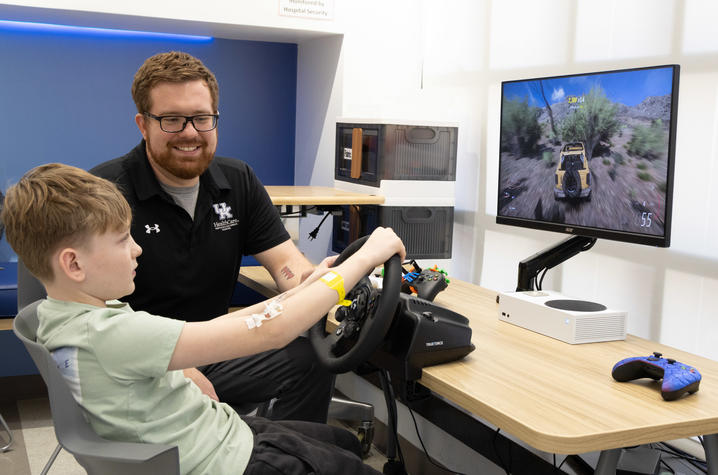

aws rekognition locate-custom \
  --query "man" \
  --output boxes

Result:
[91,51,333,423]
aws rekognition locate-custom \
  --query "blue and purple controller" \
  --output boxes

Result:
[612,351,701,401]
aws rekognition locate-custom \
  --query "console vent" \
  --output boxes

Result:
[575,315,626,343]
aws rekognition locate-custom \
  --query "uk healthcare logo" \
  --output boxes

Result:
[213,202,233,220]
[212,202,239,231]
[145,224,160,234]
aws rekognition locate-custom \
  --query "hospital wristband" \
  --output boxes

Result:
[320,271,351,305]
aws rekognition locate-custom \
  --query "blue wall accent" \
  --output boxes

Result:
[0,22,297,191]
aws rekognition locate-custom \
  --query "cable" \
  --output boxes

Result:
[406,406,467,475]
[653,443,707,473]
[308,211,331,240]
[537,267,549,290]
[659,458,676,474]
[378,370,405,468]
[656,442,707,465]
[582,238,597,252]
[492,428,511,475]
[279,205,317,218]
[556,455,569,471]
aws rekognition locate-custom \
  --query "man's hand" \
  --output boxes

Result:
[299,255,337,286]
[183,367,219,401]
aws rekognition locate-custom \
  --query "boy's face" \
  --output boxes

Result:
[81,228,142,302]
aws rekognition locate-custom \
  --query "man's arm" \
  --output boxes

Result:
[253,239,315,292]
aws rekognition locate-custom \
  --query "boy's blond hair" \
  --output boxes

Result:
[1,163,132,282]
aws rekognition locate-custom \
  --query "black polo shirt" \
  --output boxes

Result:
[90,141,289,322]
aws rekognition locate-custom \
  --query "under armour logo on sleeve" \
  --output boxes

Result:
[145,224,160,234]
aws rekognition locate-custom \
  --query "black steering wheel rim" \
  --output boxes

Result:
[309,235,401,374]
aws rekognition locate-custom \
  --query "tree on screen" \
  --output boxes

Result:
[536,80,559,144]
[501,97,542,156]
[627,119,666,160]
[559,86,620,159]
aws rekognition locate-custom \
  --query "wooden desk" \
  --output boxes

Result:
[239,266,718,473]
[265,186,384,206]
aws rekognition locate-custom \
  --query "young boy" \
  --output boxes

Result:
[2,163,405,475]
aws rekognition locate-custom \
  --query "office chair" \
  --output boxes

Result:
[13,300,180,475]
[254,391,375,456]
[17,258,45,311]
[0,413,12,452]
[17,259,375,455]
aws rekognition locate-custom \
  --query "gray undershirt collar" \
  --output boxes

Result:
[159,182,200,219]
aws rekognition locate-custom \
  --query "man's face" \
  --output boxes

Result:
[137,80,218,181]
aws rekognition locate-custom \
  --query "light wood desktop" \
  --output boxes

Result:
[265,186,385,206]
[239,266,718,473]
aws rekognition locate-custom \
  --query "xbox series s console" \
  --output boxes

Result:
[498,290,626,344]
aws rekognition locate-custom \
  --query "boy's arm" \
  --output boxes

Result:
[168,227,405,371]
[183,368,219,401]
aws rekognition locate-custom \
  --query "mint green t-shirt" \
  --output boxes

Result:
[37,298,254,474]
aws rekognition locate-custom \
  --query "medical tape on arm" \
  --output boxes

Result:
[245,294,286,329]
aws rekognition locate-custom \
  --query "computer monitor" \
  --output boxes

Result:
[496,65,680,290]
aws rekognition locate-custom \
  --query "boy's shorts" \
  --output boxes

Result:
[243,417,381,475]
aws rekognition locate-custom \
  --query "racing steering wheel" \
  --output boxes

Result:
[309,235,402,373]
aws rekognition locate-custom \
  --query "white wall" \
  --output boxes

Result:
[0,0,341,40]
[323,0,718,363]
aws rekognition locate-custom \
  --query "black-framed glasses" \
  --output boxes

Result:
[144,112,219,133]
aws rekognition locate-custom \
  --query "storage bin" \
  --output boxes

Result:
[332,205,453,259]
[335,122,458,187]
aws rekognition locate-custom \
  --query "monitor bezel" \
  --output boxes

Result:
[496,64,680,248]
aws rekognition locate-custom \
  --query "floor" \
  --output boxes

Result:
[2,396,708,475]
[0,396,388,474]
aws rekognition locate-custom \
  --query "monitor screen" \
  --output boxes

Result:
[497,64,679,247]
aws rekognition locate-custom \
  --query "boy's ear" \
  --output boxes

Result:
[57,248,86,283]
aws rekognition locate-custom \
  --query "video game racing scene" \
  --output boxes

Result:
[498,66,676,237]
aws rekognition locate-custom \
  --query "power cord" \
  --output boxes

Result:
[308,211,331,240]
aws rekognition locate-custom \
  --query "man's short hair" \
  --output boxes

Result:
[132,51,219,114]
[0,163,132,282]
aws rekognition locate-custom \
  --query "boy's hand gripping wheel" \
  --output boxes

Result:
[309,235,402,374]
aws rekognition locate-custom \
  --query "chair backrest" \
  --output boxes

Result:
[16,259,47,311]
[13,300,180,475]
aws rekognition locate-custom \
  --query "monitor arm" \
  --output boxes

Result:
[516,235,597,291]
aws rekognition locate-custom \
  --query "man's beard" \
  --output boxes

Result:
[146,136,214,179]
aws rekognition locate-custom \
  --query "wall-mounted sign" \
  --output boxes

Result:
[279,0,334,20]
